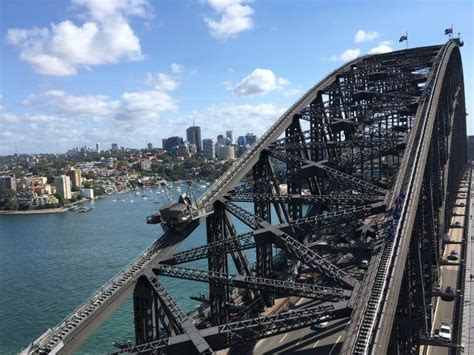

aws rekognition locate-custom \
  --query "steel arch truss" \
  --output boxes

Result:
[23,41,467,355]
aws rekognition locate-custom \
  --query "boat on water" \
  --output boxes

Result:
[77,207,92,213]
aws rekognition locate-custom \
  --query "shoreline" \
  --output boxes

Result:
[0,208,69,215]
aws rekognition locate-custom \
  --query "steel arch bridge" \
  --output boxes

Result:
[23,40,467,355]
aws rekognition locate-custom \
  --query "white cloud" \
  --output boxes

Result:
[145,73,180,91]
[22,90,119,117]
[204,0,255,39]
[170,63,184,74]
[331,48,361,62]
[233,68,289,96]
[182,102,285,137]
[22,86,177,124]
[6,0,152,76]
[1,85,178,154]
[368,41,393,54]
[354,30,379,43]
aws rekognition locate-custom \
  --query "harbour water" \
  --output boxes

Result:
[0,185,239,354]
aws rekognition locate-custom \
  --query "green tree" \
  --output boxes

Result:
[53,192,65,206]
[0,189,18,210]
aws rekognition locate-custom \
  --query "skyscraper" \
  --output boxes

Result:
[237,136,245,146]
[202,139,215,160]
[55,175,72,199]
[186,126,202,152]
[225,130,234,144]
[95,143,100,153]
[147,142,153,149]
[111,143,118,151]
[245,133,257,146]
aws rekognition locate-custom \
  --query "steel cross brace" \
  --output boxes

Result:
[155,264,351,301]
[145,271,214,354]
[162,232,256,265]
[222,201,359,288]
[267,150,387,195]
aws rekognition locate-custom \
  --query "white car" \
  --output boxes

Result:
[311,315,330,330]
[439,323,452,342]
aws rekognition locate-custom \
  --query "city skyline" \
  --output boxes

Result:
[1,0,472,155]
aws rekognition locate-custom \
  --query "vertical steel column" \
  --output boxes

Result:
[253,152,274,307]
[286,116,303,225]
[206,203,229,325]
[133,276,160,345]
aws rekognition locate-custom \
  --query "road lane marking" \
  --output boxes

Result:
[312,340,320,348]
[279,333,288,344]
[328,335,342,355]
[296,335,305,346]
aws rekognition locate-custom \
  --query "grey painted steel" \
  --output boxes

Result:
[155,264,352,301]
[112,301,350,354]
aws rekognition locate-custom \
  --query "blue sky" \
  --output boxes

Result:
[1,0,472,155]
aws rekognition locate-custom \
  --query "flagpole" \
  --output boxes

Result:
[406,32,408,49]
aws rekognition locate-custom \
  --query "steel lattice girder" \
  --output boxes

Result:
[222,201,362,288]
[227,192,384,205]
[111,301,350,354]
[162,232,256,265]
[155,264,351,301]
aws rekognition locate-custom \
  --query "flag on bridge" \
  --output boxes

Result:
[399,33,408,42]
[445,26,453,35]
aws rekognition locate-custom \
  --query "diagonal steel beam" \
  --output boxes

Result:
[222,201,361,288]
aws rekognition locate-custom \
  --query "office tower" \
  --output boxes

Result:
[111,143,118,151]
[225,130,234,144]
[147,142,153,149]
[186,126,202,152]
[245,133,257,146]
[162,136,183,152]
[202,139,215,160]
[237,136,245,146]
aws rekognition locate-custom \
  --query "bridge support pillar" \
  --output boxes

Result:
[133,276,161,345]
[207,203,229,325]
[253,152,274,307]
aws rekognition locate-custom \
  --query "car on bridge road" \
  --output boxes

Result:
[441,286,455,301]
[438,323,452,342]
[448,250,459,260]
[311,315,330,330]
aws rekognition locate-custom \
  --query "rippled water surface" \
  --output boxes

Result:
[0,187,232,354]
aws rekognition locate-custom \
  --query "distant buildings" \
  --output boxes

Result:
[226,130,234,144]
[186,126,202,153]
[147,142,153,150]
[111,143,118,151]
[237,136,245,146]
[55,175,72,199]
[202,139,215,160]
[216,144,226,160]
[81,188,94,200]
[67,168,82,191]
[162,136,183,152]
[95,143,100,153]
[0,175,16,191]
[245,133,257,146]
